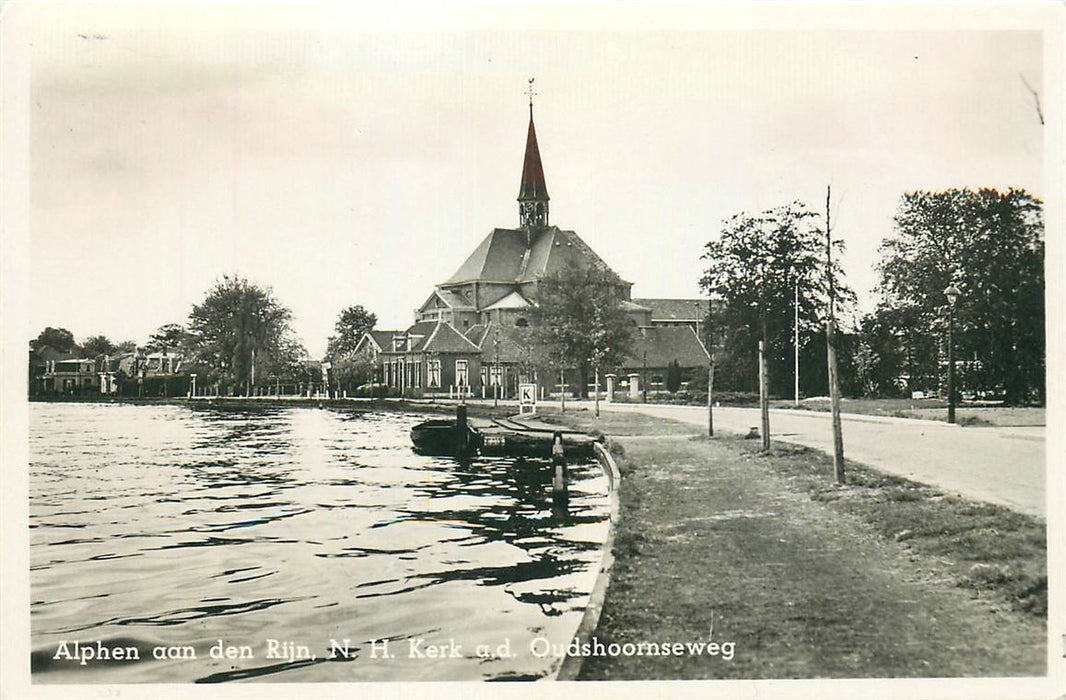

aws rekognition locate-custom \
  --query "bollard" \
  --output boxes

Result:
[455,404,469,456]
[551,432,568,502]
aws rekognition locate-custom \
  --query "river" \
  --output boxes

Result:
[29,402,611,682]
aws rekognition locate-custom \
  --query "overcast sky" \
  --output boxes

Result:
[20,4,1047,357]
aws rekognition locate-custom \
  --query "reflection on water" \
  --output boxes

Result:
[29,403,610,682]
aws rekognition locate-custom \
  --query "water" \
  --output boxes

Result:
[29,403,611,682]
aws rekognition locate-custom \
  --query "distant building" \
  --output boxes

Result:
[29,346,188,398]
[30,347,98,396]
[361,93,709,397]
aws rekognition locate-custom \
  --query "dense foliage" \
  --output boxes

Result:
[864,188,1044,403]
[30,327,77,354]
[186,276,307,394]
[326,305,377,359]
[528,261,634,397]
[324,304,378,392]
[700,202,853,397]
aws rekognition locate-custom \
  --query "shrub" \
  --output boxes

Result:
[665,360,683,393]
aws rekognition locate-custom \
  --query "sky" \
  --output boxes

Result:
[17,3,1048,358]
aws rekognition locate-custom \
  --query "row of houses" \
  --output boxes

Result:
[354,303,710,399]
[29,346,184,397]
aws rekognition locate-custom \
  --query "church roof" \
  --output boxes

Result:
[466,322,530,363]
[442,226,621,286]
[623,325,710,369]
[632,298,708,322]
[518,110,549,202]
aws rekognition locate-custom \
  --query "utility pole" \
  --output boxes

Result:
[825,185,845,484]
[594,357,600,418]
[706,299,714,437]
[559,366,566,413]
[794,279,800,407]
[759,334,770,452]
[642,349,647,404]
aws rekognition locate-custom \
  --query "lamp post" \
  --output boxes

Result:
[641,349,647,404]
[493,327,500,408]
[944,283,960,424]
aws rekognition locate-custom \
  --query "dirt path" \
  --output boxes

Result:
[576,433,1045,680]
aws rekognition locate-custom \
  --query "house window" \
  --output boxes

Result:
[515,317,528,327]
[455,359,469,387]
[428,359,441,388]
[490,364,502,386]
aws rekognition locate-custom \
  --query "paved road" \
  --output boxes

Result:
[594,402,1046,518]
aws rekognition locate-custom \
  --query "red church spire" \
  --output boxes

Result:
[518,78,549,229]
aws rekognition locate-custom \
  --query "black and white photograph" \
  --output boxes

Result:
[1,2,1062,698]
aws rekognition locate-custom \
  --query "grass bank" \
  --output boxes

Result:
[772,398,1045,427]
[542,408,1046,679]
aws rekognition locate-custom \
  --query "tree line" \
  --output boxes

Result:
[30,186,1044,405]
[701,187,1044,405]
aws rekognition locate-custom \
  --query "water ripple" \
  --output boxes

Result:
[29,403,611,682]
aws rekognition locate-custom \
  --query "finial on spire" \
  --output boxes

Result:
[526,77,536,116]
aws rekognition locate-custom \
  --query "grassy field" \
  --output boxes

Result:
[773,398,1046,427]
[546,409,1046,679]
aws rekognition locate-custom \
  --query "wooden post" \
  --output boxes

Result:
[551,432,568,502]
[707,356,715,437]
[455,404,469,456]
[759,339,770,451]
[825,185,845,484]
[794,279,800,406]
[594,363,600,418]
[559,367,566,413]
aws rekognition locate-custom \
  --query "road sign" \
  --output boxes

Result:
[519,383,537,414]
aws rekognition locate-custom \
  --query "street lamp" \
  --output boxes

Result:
[944,283,960,424]
[493,327,500,408]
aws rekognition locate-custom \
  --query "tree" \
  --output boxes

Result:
[528,261,634,397]
[876,188,1044,404]
[80,334,119,358]
[146,323,189,352]
[186,275,306,394]
[326,305,377,359]
[700,202,853,397]
[30,327,77,354]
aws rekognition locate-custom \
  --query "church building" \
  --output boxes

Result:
[357,90,709,398]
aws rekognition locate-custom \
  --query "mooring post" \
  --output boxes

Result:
[551,432,568,502]
[456,404,469,455]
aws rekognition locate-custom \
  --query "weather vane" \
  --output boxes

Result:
[526,77,536,110]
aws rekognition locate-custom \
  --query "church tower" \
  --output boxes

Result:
[517,78,549,229]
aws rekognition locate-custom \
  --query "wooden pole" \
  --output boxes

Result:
[594,362,600,418]
[794,279,800,406]
[708,356,715,437]
[560,366,566,413]
[759,338,770,451]
[705,299,714,437]
[825,185,845,484]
